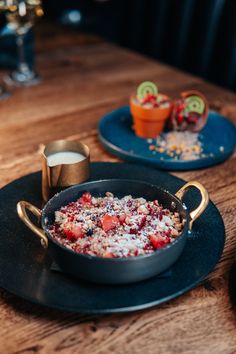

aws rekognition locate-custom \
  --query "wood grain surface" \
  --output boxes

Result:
[0,22,236,354]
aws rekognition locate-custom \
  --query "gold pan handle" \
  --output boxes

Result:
[17,201,48,248]
[175,181,209,230]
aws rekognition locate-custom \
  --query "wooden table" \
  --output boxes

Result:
[0,23,236,354]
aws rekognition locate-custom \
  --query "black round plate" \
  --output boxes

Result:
[0,163,225,314]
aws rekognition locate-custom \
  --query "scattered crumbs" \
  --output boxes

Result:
[219,146,224,152]
[147,138,153,144]
[148,131,207,160]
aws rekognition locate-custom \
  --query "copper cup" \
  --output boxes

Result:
[42,139,90,202]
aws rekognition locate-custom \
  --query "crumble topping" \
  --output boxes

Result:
[134,93,171,109]
[49,192,183,258]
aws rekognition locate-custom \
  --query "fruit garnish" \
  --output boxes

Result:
[101,215,120,232]
[171,91,208,132]
[142,94,158,104]
[185,96,205,114]
[79,192,92,205]
[118,214,126,225]
[149,234,170,249]
[64,224,85,241]
[137,81,158,101]
[103,252,114,258]
[141,93,160,107]
[139,216,146,230]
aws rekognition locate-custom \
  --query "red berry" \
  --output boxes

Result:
[144,244,153,251]
[149,234,170,250]
[64,229,74,241]
[186,112,199,123]
[101,215,120,232]
[139,216,146,230]
[129,228,137,234]
[69,215,75,222]
[103,252,114,258]
[177,114,184,123]
[79,192,92,205]
[118,214,126,225]
[176,102,185,112]
[142,94,158,105]
[64,224,85,241]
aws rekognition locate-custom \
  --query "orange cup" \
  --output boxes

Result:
[130,95,172,138]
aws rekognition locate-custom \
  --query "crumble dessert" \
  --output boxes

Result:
[49,192,183,258]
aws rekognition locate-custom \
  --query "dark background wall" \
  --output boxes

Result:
[1,0,236,91]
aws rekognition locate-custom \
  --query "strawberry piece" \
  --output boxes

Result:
[118,214,126,225]
[176,102,185,113]
[158,211,163,221]
[139,216,146,230]
[103,252,114,258]
[177,114,184,123]
[143,94,157,103]
[101,215,120,232]
[186,112,199,123]
[64,224,85,241]
[149,234,170,250]
[142,94,158,106]
[79,192,92,205]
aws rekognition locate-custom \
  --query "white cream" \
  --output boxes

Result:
[47,151,85,167]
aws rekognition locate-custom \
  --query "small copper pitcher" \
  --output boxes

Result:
[42,139,90,202]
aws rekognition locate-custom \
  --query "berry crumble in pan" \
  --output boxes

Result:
[49,192,183,258]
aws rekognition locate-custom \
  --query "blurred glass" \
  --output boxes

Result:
[0,10,10,100]
[60,9,82,27]
[0,0,43,86]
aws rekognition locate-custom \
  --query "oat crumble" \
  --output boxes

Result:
[49,192,183,258]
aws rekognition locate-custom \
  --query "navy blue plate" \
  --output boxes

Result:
[0,163,225,313]
[99,106,236,170]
